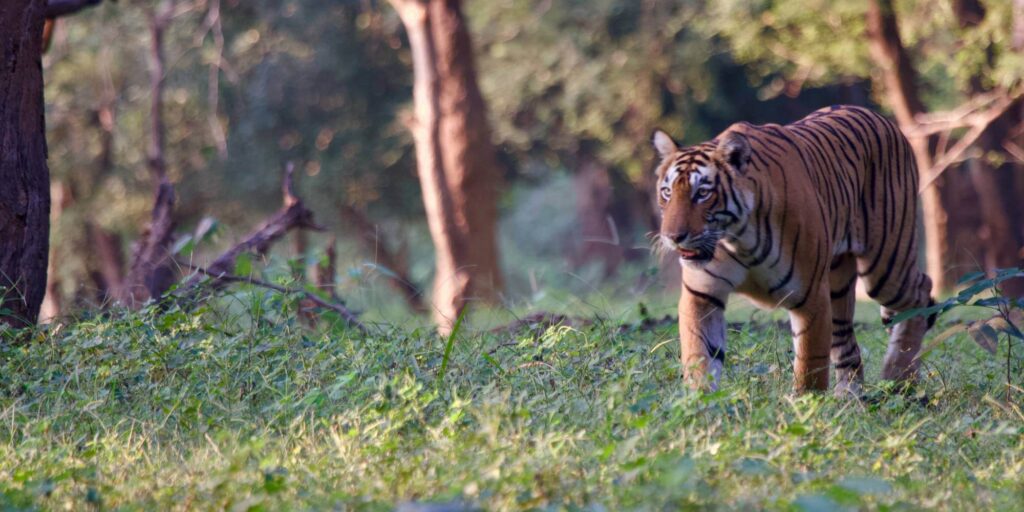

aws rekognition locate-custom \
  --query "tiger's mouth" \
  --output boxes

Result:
[677,248,713,261]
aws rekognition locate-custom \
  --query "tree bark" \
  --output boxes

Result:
[0,0,51,328]
[390,0,503,331]
[866,0,961,292]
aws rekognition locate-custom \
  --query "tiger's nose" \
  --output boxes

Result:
[672,233,689,245]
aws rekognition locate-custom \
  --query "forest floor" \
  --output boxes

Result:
[1,293,1022,510]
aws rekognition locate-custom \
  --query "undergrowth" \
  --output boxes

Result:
[0,287,1022,510]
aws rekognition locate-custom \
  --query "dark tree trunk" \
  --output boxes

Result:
[390,0,504,331]
[0,0,51,328]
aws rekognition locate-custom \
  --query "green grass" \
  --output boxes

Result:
[1,290,1023,511]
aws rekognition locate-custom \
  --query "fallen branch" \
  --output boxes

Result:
[182,264,366,332]
[182,163,322,290]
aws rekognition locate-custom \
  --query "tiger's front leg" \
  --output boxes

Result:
[679,283,728,390]
[789,282,832,392]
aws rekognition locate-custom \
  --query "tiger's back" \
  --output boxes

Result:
[731,105,925,311]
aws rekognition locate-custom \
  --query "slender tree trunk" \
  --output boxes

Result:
[571,152,623,275]
[866,0,956,292]
[390,0,503,331]
[0,0,50,328]
[39,180,75,322]
[87,222,125,304]
[122,2,177,306]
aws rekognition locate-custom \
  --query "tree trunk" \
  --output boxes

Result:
[122,3,177,306]
[390,0,503,331]
[87,222,125,304]
[570,152,623,275]
[0,0,51,329]
[40,180,74,322]
[866,0,957,292]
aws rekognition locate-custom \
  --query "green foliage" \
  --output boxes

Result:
[471,0,763,183]
[1,293,1023,509]
[890,269,1024,401]
[704,0,1023,108]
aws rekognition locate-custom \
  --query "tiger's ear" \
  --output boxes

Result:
[651,129,677,160]
[715,131,751,174]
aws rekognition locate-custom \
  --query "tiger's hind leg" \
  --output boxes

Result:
[829,254,863,397]
[858,256,934,383]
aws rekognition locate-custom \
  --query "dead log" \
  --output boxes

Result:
[185,264,365,332]
[175,165,363,330]
[182,164,322,291]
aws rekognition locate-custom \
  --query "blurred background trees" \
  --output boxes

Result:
[25,0,1024,327]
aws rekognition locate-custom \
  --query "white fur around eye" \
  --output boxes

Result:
[660,187,671,201]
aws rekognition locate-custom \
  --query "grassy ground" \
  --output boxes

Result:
[1,290,1022,511]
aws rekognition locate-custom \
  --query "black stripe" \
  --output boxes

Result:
[702,267,736,287]
[832,326,854,338]
[684,284,725,310]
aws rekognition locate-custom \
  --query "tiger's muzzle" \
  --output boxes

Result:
[663,231,718,262]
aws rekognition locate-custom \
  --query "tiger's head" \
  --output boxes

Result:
[651,128,753,264]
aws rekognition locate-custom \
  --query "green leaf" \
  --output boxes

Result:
[480,352,503,373]
[235,253,253,277]
[194,216,219,243]
[985,316,1024,341]
[171,235,194,256]
[890,300,952,324]
[918,323,969,359]
[973,297,1009,308]
[437,309,467,385]
[957,279,998,303]
[784,422,809,436]
[968,322,999,354]
[957,271,986,285]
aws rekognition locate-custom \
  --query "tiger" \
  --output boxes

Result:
[651,105,935,395]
